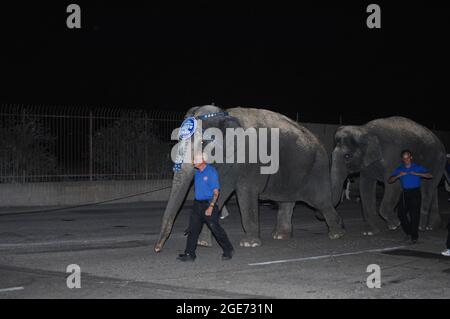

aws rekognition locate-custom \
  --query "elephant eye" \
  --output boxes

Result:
[344,153,353,160]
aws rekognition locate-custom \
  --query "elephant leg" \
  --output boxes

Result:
[359,174,382,236]
[272,201,295,240]
[197,225,213,247]
[419,181,434,231]
[304,181,345,239]
[236,186,261,248]
[427,189,441,230]
[379,183,402,230]
[316,204,346,239]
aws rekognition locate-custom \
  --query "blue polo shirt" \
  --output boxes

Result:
[390,163,429,189]
[194,164,220,201]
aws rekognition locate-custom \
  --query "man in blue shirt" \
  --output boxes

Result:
[177,153,234,262]
[388,150,433,243]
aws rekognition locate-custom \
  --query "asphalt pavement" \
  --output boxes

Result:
[0,194,449,299]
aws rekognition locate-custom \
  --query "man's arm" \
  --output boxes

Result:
[411,172,433,179]
[205,189,219,216]
[209,189,219,207]
[411,165,433,179]
[388,171,407,184]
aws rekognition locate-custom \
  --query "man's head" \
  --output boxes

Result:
[401,149,413,166]
[193,152,208,169]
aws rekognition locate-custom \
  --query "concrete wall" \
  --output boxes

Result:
[0,180,194,207]
[0,123,448,208]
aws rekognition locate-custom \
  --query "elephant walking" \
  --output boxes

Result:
[330,116,447,235]
[154,105,345,252]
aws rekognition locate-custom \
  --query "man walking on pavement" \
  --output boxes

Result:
[177,153,234,262]
[388,150,433,244]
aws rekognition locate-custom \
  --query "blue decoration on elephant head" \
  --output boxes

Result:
[178,117,198,141]
[172,112,229,172]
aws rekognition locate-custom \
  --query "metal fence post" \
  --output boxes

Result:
[21,106,25,183]
[89,109,93,181]
[145,113,148,180]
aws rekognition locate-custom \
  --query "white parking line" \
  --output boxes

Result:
[248,246,408,266]
[0,286,24,293]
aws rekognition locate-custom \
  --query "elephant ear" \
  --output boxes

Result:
[362,134,382,167]
[201,114,241,158]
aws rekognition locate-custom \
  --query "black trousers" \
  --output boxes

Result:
[397,188,421,240]
[185,200,234,256]
[446,220,450,249]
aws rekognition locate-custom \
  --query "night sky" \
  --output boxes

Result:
[1,1,449,129]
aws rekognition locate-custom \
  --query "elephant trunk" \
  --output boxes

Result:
[331,150,348,207]
[154,164,195,252]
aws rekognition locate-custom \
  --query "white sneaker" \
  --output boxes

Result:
[441,249,450,257]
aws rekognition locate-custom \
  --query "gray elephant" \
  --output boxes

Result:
[330,116,447,235]
[154,105,345,252]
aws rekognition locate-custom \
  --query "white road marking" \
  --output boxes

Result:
[248,246,408,266]
[0,286,24,293]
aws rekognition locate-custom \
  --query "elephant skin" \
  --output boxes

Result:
[331,116,447,235]
[155,105,345,252]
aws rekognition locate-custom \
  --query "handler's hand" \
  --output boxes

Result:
[205,206,213,216]
[398,172,408,177]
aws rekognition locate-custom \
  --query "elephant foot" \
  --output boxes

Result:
[379,212,400,230]
[272,230,292,240]
[362,225,380,236]
[419,225,433,231]
[154,243,163,253]
[197,240,212,247]
[240,237,262,248]
[428,216,442,230]
[418,224,428,231]
[198,227,212,247]
[328,227,345,240]
[387,220,401,231]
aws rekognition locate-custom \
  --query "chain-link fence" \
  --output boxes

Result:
[1,104,449,185]
[0,104,184,183]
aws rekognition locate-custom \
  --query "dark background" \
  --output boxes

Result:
[1,1,449,128]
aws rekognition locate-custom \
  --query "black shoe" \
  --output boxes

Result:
[177,253,196,262]
[411,238,418,244]
[222,250,234,261]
